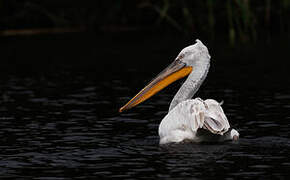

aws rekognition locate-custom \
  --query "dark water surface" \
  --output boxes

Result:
[0,35,289,179]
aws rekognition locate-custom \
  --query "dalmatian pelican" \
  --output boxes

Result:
[119,39,239,144]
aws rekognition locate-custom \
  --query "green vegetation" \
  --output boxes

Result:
[0,0,289,44]
[137,0,289,44]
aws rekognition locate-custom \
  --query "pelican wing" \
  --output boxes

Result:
[160,99,205,132]
[186,98,206,132]
[203,99,230,135]
[158,98,231,144]
[158,99,206,144]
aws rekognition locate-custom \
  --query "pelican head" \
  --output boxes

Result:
[119,39,210,112]
[175,39,210,67]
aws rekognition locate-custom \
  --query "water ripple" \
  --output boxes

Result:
[0,73,289,179]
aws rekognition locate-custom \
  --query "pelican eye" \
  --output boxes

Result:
[178,54,185,59]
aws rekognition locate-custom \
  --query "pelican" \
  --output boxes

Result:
[119,39,239,144]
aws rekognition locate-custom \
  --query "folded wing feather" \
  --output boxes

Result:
[158,98,231,144]
[203,99,230,135]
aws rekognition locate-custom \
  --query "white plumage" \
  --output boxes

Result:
[159,98,238,144]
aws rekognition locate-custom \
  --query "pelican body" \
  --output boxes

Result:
[120,39,239,144]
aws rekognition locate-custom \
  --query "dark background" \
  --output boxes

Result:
[0,0,289,77]
[0,1,290,179]
[0,0,289,90]
[0,0,289,42]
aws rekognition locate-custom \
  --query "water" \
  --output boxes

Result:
[0,35,289,179]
